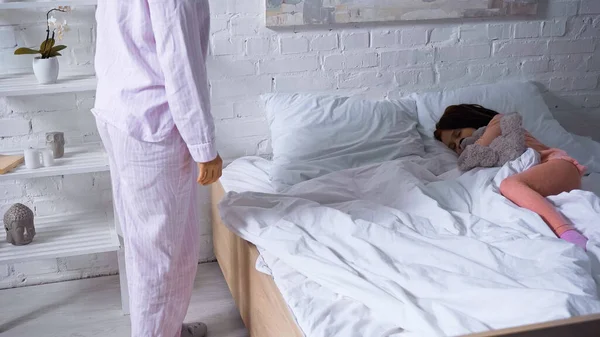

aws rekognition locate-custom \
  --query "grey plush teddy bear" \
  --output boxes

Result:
[457,112,527,171]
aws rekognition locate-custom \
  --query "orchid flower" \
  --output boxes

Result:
[13,7,71,59]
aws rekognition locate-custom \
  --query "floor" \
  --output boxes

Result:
[0,262,249,337]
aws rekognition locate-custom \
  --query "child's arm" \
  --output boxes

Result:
[475,114,503,147]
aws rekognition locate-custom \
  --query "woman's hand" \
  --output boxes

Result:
[197,154,223,185]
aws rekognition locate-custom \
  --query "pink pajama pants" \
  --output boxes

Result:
[97,118,200,337]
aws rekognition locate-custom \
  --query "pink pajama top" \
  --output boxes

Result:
[92,0,216,163]
[476,115,586,176]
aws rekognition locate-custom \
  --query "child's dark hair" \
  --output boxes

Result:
[434,104,499,141]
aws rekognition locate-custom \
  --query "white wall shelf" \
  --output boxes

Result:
[0,0,130,315]
[0,0,97,10]
[0,71,96,97]
[0,212,119,264]
[0,143,108,180]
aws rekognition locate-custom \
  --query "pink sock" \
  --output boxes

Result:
[559,230,588,251]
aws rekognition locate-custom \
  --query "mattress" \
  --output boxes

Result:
[219,145,600,337]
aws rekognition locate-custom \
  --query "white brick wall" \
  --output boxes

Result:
[1,0,600,289]
[514,22,542,39]
[341,32,369,50]
[310,34,338,51]
[400,28,429,46]
[437,44,491,62]
[371,30,396,48]
[280,36,309,54]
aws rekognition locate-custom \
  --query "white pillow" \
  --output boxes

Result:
[409,81,600,173]
[262,93,425,191]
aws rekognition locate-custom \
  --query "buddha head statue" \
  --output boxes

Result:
[4,203,35,246]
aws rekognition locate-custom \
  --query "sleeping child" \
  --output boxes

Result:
[434,104,588,250]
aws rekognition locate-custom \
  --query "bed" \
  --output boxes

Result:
[212,157,600,337]
[211,82,600,336]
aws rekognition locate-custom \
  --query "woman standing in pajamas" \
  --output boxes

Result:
[93,1,221,336]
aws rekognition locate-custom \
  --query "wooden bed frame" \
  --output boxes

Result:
[211,181,600,337]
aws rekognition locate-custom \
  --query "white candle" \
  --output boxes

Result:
[41,149,54,167]
[24,148,41,169]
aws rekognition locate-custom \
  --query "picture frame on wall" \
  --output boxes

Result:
[265,0,540,27]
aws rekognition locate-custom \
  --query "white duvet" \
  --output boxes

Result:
[219,149,600,337]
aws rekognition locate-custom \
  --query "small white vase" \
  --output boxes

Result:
[32,57,59,84]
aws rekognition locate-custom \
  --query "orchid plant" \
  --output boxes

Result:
[14,6,71,59]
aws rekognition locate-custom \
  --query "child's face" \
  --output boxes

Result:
[439,128,476,154]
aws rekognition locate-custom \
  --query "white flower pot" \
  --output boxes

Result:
[32,57,59,84]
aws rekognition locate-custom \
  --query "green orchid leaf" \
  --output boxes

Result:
[40,38,56,57]
[51,45,67,53]
[48,52,62,57]
[14,47,41,55]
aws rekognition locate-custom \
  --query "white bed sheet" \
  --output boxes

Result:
[221,154,445,337]
[219,146,600,337]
